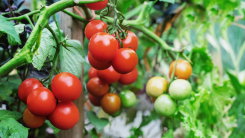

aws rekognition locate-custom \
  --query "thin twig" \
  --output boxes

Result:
[7,0,15,17]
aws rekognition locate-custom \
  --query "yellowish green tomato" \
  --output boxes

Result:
[169,79,192,100]
[146,76,168,98]
[110,107,122,117]
[120,90,136,108]
[154,94,176,116]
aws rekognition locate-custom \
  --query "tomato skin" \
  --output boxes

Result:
[112,48,138,74]
[23,108,46,128]
[88,67,98,79]
[85,0,108,10]
[89,32,118,62]
[169,59,192,80]
[121,31,138,51]
[48,102,79,130]
[88,52,111,70]
[154,94,176,116]
[169,79,192,100]
[86,77,109,97]
[97,66,121,84]
[27,87,56,116]
[85,20,107,40]
[101,93,121,114]
[118,67,138,85]
[119,90,136,108]
[18,78,43,104]
[110,107,122,117]
[88,93,101,106]
[146,77,168,98]
[51,72,82,102]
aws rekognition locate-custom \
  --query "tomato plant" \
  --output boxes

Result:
[23,108,46,128]
[88,93,101,106]
[121,31,138,51]
[101,93,121,114]
[119,90,136,108]
[86,77,109,97]
[88,67,98,79]
[169,79,192,100]
[118,67,138,85]
[169,59,192,80]
[146,76,168,98]
[97,66,121,84]
[85,20,107,40]
[85,0,108,10]
[88,52,111,70]
[154,94,176,116]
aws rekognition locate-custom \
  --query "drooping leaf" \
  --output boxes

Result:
[86,111,109,130]
[45,120,60,134]
[0,110,22,120]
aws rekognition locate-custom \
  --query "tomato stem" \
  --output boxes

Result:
[169,53,180,85]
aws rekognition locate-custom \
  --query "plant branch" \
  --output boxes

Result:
[7,0,15,17]
[169,53,180,84]
[25,15,34,28]
[7,10,40,21]
[80,5,93,20]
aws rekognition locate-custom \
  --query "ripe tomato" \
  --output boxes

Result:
[89,32,118,62]
[88,67,98,79]
[27,87,56,116]
[101,93,121,114]
[23,108,46,128]
[85,0,108,10]
[121,31,138,51]
[110,107,122,117]
[18,78,43,104]
[88,52,111,70]
[118,67,138,85]
[51,72,82,102]
[154,94,176,116]
[112,48,138,74]
[86,77,109,97]
[119,90,136,108]
[48,102,79,130]
[97,66,121,84]
[88,93,101,106]
[169,59,192,80]
[85,20,107,40]
[146,76,168,98]
[169,79,192,100]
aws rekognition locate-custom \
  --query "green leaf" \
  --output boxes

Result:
[0,15,21,45]
[0,118,29,138]
[45,120,60,134]
[226,70,243,93]
[159,0,175,4]
[89,128,98,138]
[117,0,132,13]
[126,108,137,125]
[0,110,22,120]
[0,82,14,101]
[162,129,174,138]
[86,111,109,130]
[14,24,25,34]
[139,110,160,128]
[59,40,85,78]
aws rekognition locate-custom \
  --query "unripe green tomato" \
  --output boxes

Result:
[119,90,136,108]
[146,77,168,98]
[110,107,122,117]
[169,79,192,100]
[154,94,176,116]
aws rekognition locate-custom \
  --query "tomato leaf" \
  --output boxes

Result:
[45,120,60,134]
[7,24,25,46]
[89,128,98,138]
[59,39,85,78]
[226,70,243,93]
[162,129,174,138]
[0,118,29,138]
[86,111,109,130]
[0,82,15,101]
[0,110,22,120]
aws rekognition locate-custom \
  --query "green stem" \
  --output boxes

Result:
[25,15,34,28]
[237,41,245,69]
[7,10,40,21]
[80,5,94,20]
[182,53,192,64]
[169,53,180,84]
[53,14,61,40]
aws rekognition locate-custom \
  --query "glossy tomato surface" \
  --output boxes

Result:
[88,93,101,106]
[89,32,118,62]
[154,94,176,116]
[85,0,108,10]
[118,67,138,85]
[48,102,79,130]
[101,93,121,114]
[86,77,109,97]
[119,90,136,108]
[85,20,107,40]
[112,48,138,74]
[146,76,168,98]
[88,67,98,79]
[121,31,138,51]
[169,59,192,80]
[18,78,43,104]
[51,72,82,102]
[169,79,192,100]
[27,87,56,116]
[88,52,111,70]
[23,108,46,128]
[97,66,121,84]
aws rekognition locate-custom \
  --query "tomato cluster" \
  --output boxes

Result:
[19,72,81,130]
[146,59,193,116]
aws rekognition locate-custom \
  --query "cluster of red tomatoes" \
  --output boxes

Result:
[146,59,193,116]
[18,72,82,130]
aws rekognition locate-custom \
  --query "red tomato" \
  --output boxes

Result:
[112,48,138,74]
[118,68,138,85]
[51,72,82,102]
[85,0,108,10]
[121,31,138,51]
[85,20,107,40]
[89,32,118,62]
[27,87,56,116]
[48,102,79,130]
[169,59,192,80]
[97,66,121,84]
[88,67,98,79]
[23,108,46,128]
[86,77,109,97]
[18,78,43,104]
[88,52,111,70]
[88,93,101,106]
[101,93,121,114]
